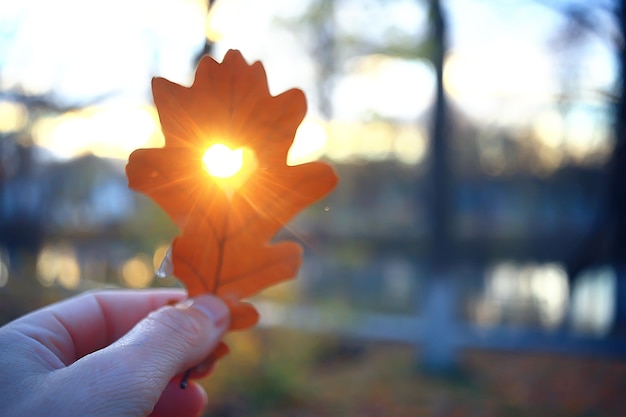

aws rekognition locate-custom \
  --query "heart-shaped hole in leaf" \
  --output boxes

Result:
[202,143,258,195]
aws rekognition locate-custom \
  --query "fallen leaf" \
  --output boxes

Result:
[126,50,337,331]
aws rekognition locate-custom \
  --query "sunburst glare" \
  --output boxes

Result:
[202,143,244,178]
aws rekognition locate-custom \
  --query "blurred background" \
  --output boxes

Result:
[1,0,625,415]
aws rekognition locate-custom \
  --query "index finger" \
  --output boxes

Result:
[10,289,187,366]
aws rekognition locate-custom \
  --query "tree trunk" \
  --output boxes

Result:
[609,0,626,336]
[419,0,459,372]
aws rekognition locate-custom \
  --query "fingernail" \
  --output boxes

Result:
[177,296,230,327]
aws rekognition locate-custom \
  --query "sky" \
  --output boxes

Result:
[0,0,205,102]
[0,0,619,163]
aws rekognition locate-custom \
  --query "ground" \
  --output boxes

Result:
[200,328,626,417]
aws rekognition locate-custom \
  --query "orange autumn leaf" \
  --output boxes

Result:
[126,50,337,330]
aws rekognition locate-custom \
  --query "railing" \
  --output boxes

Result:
[255,284,626,368]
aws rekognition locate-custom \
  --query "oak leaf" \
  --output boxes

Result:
[126,50,337,332]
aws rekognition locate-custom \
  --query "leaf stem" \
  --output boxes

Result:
[180,368,193,389]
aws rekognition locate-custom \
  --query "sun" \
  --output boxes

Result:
[201,143,259,195]
[202,143,244,178]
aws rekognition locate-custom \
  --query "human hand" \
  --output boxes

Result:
[0,289,230,417]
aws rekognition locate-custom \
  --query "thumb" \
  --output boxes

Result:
[113,295,230,378]
[65,295,230,416]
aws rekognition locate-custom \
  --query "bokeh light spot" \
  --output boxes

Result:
[0,101,28,133]
[120,255,154,289]
[36,244,81,289]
